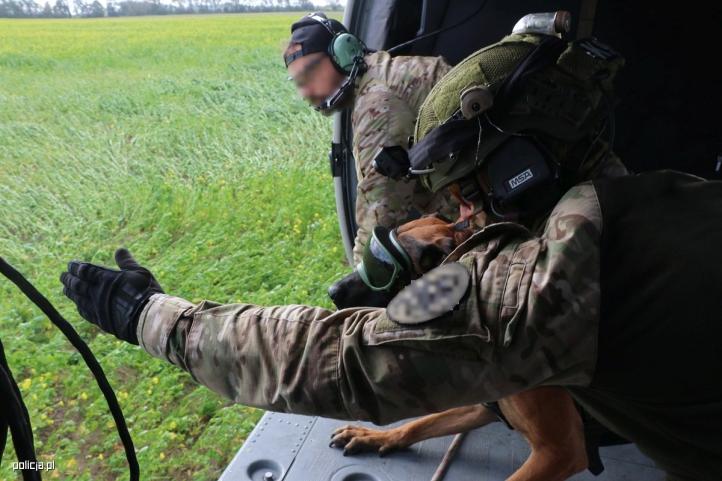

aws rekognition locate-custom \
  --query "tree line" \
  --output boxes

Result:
[0,0,341,18]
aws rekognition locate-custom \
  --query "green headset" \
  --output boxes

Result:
[305,13,366,75]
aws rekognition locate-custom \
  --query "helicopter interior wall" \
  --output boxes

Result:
[591,2,721,178]
[400,0,582,65]
[356,0,721,179]
[345,0,420,52]
[336,0,721,263]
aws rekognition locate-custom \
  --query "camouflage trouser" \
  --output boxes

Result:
[353,166,459,265]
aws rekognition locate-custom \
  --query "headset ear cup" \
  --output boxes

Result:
[329,32,365,73]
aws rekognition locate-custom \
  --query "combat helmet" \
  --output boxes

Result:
[402,13,624,219]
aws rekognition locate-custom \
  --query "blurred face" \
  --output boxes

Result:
[286,44,346,109]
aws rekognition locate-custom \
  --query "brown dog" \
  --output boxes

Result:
[327,214,625,481]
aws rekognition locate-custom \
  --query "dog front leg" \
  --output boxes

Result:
[330,404,498,456]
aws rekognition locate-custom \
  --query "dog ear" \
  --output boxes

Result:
[453,228,473,246]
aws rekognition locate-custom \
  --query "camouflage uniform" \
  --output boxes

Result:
[350,51,459,264]
[137,181,601,423]
[136,171,722,480]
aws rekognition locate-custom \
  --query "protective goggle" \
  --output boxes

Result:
[356,226,413,292]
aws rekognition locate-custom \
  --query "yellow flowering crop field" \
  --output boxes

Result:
[0,13,347,480]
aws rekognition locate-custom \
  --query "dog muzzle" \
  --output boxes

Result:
[356,226,413,292]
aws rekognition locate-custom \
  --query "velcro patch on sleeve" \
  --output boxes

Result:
[386,262,470,325]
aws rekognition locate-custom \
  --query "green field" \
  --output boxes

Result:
[0,13,348,480]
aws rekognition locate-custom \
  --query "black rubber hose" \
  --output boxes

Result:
[0,345,41,481]
[0,257,139,481]
[0,411,6,465]
[0,335,36,466]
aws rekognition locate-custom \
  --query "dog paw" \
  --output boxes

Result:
[329,425,404,456]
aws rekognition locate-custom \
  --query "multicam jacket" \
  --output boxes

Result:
[350,51,459,264]
[137,181,602,425]
[132,170,722,480]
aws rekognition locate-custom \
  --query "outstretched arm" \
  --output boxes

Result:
[61,183,603,425]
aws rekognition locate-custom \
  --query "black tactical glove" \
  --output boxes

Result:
[60,248,163,345]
